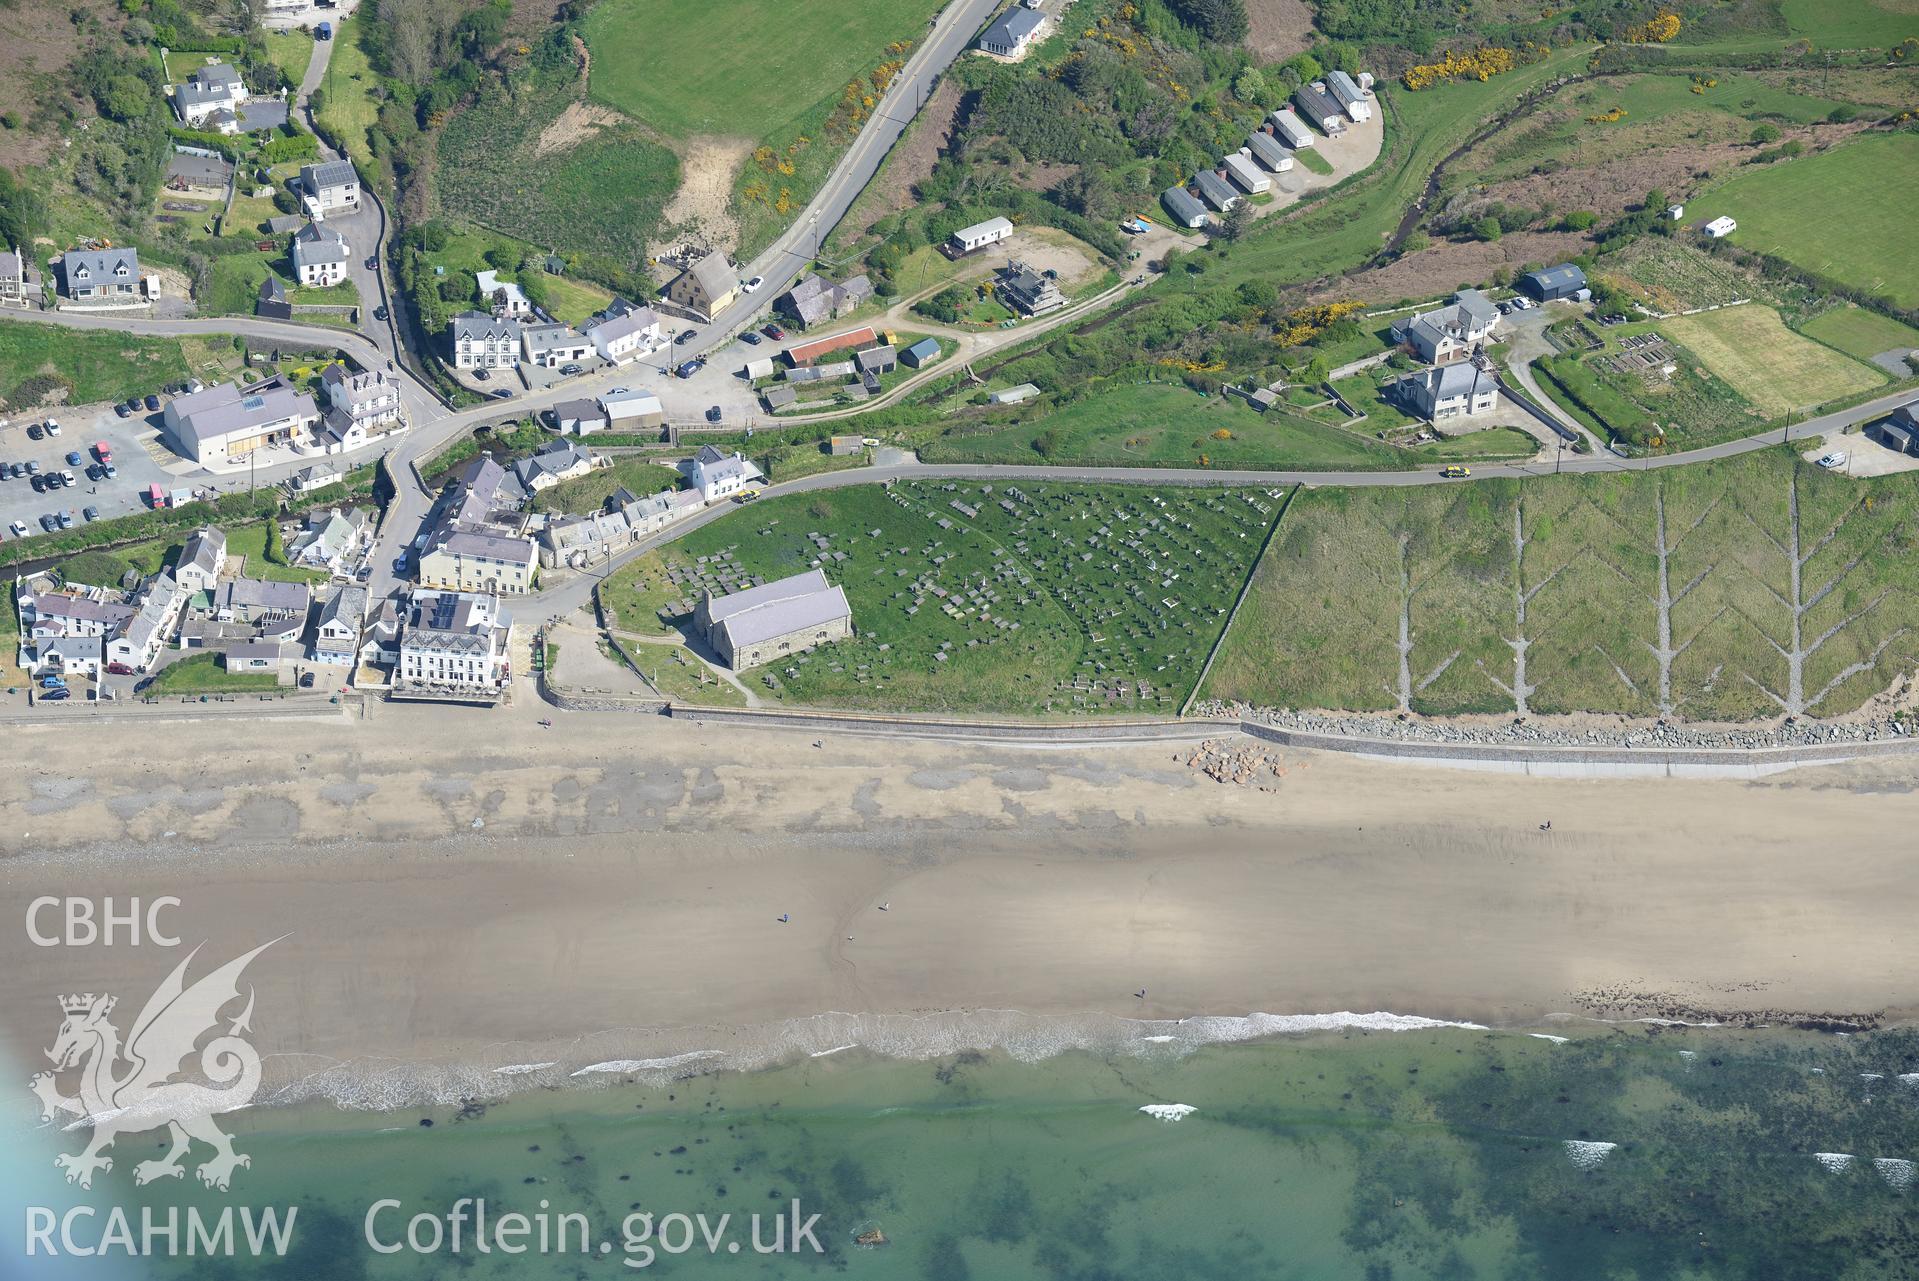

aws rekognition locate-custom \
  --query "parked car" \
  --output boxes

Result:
[490,389,515,399]
[102,464,117,478]
[106,661,135,676]
[23,460,38,474]
[82,506,99,522]
[85,464,103,481]
[65,450,83,467]
[1817,451,1848,470]
[93,441,112,462]
[7,520,26,537]
[373,305,389,321]
[43,419,60,436]
[740,331,762,346]
[559,363,584,376]
[37,514,56,531]
[56,511,74,529]
[113,402,131,418]
[365,256,378,270]
[299,672,316,688]
[741,275,764,293]
[26,424,42,441]
[474,368,490,381]
[762,323,785,340]
[705,405,723,423]
[40,687,71,701]
[674,359,706,379]
[41,675,68,689]
[675,329,697,345]
[143,394,160,411]
[30,474,46,493]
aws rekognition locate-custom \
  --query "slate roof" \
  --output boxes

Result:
[703,569,851,651]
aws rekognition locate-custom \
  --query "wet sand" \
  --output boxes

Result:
[3,702,1917,1099]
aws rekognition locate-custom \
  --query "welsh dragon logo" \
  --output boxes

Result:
[30,939,280,1192]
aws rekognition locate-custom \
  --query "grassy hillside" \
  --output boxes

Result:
[581,0,938,141]
[1203,450,1919,722]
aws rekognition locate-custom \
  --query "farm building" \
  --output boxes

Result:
[785,326,880,366]
[855,345,897,374]
[761,385,798,411]
[828,436,863,455]
[901,337,943,368]
[549,398,607,436]
[743,355,776,380]
[1292,83,1345,134]
[601,389,665,432]
[1245,131,1294,172]
[786,360,856,384]
[776,273,873,329]
[1161,185,1208,228]
[1325,70,1372,123]
[1192,169,1241,212]
[1870,420,1917,455]
[1222,151,1270,194]
[988,383,1039,405]
[978,6,1044,57]
[949,216,1014,255]
[1518,264,1589,303]
[1703,216,1737,239]
[696,568,852,671]
[1268,109,1314,148]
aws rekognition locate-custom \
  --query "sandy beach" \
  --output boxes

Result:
[3,702,1917,1103]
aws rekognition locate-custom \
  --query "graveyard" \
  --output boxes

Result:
[598,480,1283,715]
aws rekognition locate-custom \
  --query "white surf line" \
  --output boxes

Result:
[1563,1140,1617,1170]
[1814,1153,1856,1173]
[493,1062,559,1076]
[1529,1033,1571,1044]
[571,1051,726,1077]
[1140,1104,1197,1122]
[809,1045,859,1058]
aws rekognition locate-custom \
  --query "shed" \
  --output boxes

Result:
[855,344,897,374]
[762,385,798,411]
[988,383,1039,405]
[743,356,776,380]
[828,435,863,455]
[900,337,943,368]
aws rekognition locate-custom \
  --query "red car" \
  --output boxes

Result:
[105,661,135,676]
[761,323,785,340]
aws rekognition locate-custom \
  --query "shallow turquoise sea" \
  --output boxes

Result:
[8,1025,1919,1280]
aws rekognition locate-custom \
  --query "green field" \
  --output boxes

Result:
[1660,305,1884,418]
[918,384,1401,470]
[261,30,316,85]
[582,0,937,140]
[1691,134,1919,309]
[1203,450,1919,722]
[0,328,197,410]
[1781,0,1919,48]
[414,227,615,327]
[315,16,379,165]
[1799,305,1919,362]
[600,481,1281,715]
[529,457,681,515]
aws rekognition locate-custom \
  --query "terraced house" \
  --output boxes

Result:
[397,590,513,694]
[319,364,407,450]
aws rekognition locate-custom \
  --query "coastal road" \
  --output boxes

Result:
[520,382,1919,615]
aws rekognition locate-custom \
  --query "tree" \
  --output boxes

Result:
[1560,210,1597,231]
[1472,216,1502,242]
[1750,123,1781,145]
[1218,199,1254,242]
[1232,68,1267,105]
[1169,0,1249,41]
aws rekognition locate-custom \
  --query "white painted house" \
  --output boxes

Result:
[450,312,523,371]
[684,444,763,503]
[586,306,663,364]
[289,221,350,287]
